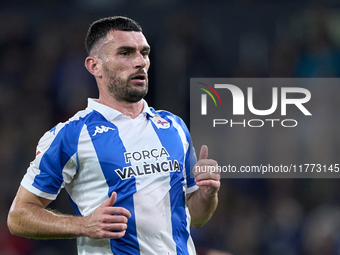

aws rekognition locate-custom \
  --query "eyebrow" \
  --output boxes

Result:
[117,46,151,52]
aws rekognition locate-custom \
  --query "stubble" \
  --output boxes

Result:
[103,64,148,103]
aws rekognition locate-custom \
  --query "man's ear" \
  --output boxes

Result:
[85,56,102,78]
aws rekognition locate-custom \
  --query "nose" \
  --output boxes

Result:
[134,52,148,69]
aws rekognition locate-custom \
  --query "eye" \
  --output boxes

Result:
[120,51,130,56]
[141,51,149,57]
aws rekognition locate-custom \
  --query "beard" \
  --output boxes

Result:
[103,65,148,103]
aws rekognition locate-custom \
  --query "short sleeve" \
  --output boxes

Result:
[21,122,79,200]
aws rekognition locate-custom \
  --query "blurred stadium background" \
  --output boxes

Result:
[2,0,340,254]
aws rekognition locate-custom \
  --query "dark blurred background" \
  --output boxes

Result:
[2,1,340,254]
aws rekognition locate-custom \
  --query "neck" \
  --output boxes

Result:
[98,94,144,119]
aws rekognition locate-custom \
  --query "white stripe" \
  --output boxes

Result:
[77,237,113,255]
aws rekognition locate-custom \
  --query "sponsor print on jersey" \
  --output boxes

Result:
[115,160,181,180]
[115,147,180,180]
[92,125,115,136]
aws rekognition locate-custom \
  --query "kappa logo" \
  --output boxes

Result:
[92,125,115,136]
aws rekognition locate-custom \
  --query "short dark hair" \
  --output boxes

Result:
[85,16,142,55]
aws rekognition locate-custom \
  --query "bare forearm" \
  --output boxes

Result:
[187,188,218,228]
[8,187,130,240]
[8,203,85,239]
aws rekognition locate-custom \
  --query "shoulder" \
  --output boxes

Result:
[40,108,95,144]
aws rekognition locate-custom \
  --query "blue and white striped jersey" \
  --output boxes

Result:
[21,98,198,255]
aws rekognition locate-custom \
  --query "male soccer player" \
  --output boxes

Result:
[7,16,220,255]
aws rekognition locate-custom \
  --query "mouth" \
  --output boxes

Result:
[131,74,146,81]
[130,72,147,83]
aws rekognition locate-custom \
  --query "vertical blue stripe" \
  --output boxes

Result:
[86,112,140,254]
[148,111,190,255]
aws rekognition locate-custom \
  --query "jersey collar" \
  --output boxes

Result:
[86,98,155,121]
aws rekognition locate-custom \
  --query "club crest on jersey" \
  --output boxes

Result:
[151,115,170,129]
[92,125,115,136]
